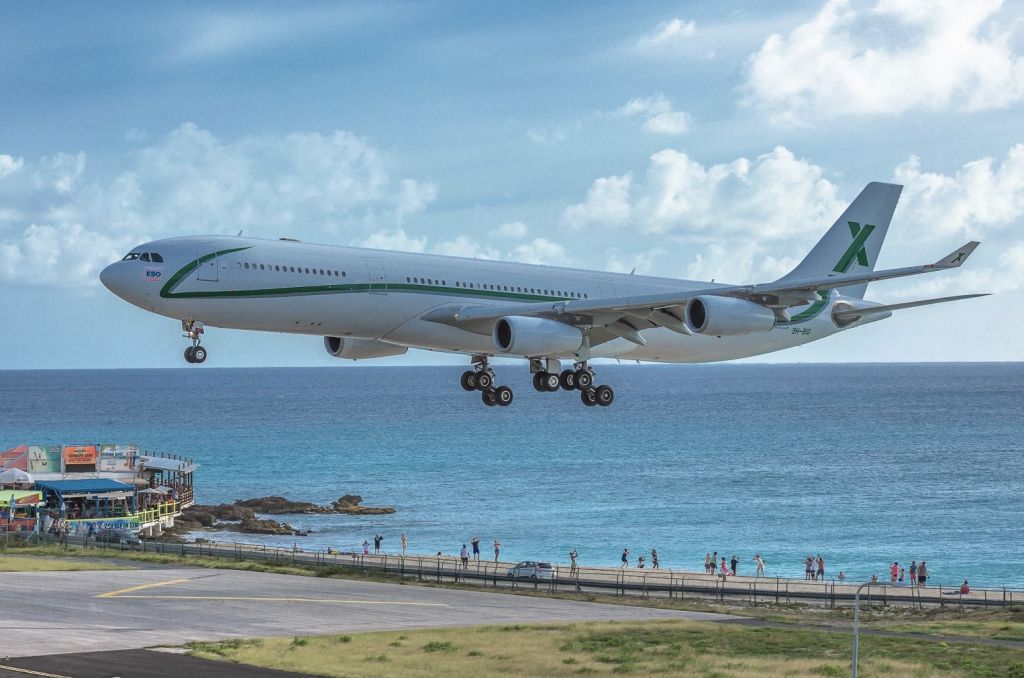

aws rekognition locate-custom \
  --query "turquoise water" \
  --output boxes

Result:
[1,364,1021,587]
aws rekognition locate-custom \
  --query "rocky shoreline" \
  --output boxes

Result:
[163,495,395,542]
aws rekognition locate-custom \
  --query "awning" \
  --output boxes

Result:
[0,468,34,484]
[139,456,197,473]
[35,479,135,496]
[137,488,164,495]
[1,490,42,506]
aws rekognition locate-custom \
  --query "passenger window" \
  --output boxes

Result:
[151,253,163,263]
[259,264,265,270]
[274,265,280,271]
[140,253,151,262]
[319,269,324,275]
[244,263,250,269]
[342,271,346,277]
[236,262,241,268]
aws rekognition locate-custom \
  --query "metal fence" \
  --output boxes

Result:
[4,532,1019,611]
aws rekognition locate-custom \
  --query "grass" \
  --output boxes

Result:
[187,620,1024,678]
[0,554,129,572]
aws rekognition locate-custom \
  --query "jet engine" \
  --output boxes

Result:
[492,316,584,356]
[323,336,408,360]
[685,296,776,336]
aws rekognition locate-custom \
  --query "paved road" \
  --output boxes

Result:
[0,649,313,678]
[0,567,734,658]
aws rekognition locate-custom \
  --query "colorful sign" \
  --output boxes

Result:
[67,517,141,535]
[1,491,42,506]
[97,444,138,472]
[27,446,62,473]
[64,445,98,467]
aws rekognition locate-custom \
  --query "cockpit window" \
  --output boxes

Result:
[140,253,151,262]
[122,252,141,261]
[150,253,163,263]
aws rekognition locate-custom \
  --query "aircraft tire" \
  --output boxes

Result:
[482,387,498,406]
[532,372,546,391]
[192,346,208,363]
[461,370,477,391]
[495,385,514,406]
[574,369,593,390]
[542,372,561,392]
[581,388,598,407]
[184,347,195,363]
[476,372,493,390]
[559,369,576,390]
[595,385,614,407]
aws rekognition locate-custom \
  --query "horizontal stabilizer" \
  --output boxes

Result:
[833,293,990,321]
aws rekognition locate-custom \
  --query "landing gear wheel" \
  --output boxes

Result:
[482,388,498,406]
[574,369,593,390]
[191,346,208,363]
[475,372,493,390]
[559,369,576,390]
[461,370,478,391]
[542,372,560,392]
[595,385,614,407]
[581,388,598,407]
[184,346,196,363]
[494,385,514,406]
[532,372,546,392]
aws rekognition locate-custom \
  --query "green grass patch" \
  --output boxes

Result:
[0,554,130,572]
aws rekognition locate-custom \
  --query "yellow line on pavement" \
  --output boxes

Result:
[95,577,192,598]
[0,665,73,678]
[109,595,448,606]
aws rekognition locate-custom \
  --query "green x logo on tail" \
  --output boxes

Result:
[832,222,875,273]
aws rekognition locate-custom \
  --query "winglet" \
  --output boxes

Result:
[934,241,980,268]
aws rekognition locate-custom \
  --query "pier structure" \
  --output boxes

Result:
[0,444,197,538]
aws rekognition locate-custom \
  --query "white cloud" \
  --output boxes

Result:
[494,221,528,239]
[562,174,632,229]
[636,18,697,54]
[605,247,665,275]
[580,145,843,238]
[744,0,1024,125]
[616,94,691,135]
[512,238,569,266]
[0,154,24,177]
[0,123,435,287]
[893,144,1024,243]
[357,229,426,253]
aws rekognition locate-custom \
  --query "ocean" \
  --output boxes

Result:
[1,363,1022,588]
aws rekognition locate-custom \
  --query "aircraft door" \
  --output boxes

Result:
[196,245,219,282]
[365,258,387,294]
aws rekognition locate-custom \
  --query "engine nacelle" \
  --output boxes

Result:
[492,316,584,356]
[323,336,408,360]
[685,295,776,336]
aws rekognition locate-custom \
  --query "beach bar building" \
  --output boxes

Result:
[0,444,197,538]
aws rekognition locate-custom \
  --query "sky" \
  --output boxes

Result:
[2,0,1023,368]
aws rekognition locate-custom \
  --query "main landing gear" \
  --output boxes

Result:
[460,358,615,407]
[182,320,207,364]
[460,357,514,407]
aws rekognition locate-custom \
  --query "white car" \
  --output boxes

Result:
[506,561,555,580]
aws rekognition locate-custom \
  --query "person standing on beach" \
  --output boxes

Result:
[899,566,905,584]
[754,554,765,577]
[493,540,501,562]
[909,560,918,585]
[720,557,730,577]
[569,549,578,575]
[651,549,659,570]
[730,555,739,577]
[460,544,469,568]
[621,548,630,568]
[638,555,645,569]
[705,553,711,573]
[805,556,813,580]
[373,533,382,554]
[890,561,899,583]
[918,561,928,587]
[362,539,369,555]
[817,554,825,581]
[710,551,718,575]
[400,533,408,556]
[471,536,480,561]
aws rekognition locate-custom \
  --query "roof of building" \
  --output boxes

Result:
[35,479,135,494]
[139,456,197,473]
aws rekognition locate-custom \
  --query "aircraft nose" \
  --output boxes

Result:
[100,262,126,297]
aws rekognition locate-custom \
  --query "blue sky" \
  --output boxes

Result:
[2,0,1023,368]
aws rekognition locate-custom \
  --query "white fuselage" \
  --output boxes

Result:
[100,235,864,362]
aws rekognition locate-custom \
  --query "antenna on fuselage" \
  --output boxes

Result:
[237,229,244,236]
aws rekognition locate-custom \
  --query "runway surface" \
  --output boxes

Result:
[0,567,734,658]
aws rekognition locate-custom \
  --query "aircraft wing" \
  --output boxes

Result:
[831,293,990,322]
[421,241,981,345]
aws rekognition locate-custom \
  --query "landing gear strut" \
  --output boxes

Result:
[182,320,207,364]
[460,357,514,407]
[572,362,613,407]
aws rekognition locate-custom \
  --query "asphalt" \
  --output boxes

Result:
[0,649,313,678]
[0,567,734,658]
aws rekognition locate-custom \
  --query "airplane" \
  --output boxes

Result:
[100,182,986,408]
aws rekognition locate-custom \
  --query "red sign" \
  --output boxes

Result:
[64,445,98,465]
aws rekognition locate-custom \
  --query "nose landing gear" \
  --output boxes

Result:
[182,320,207,364]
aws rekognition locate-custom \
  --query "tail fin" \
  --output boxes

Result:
[780,182,902,299]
